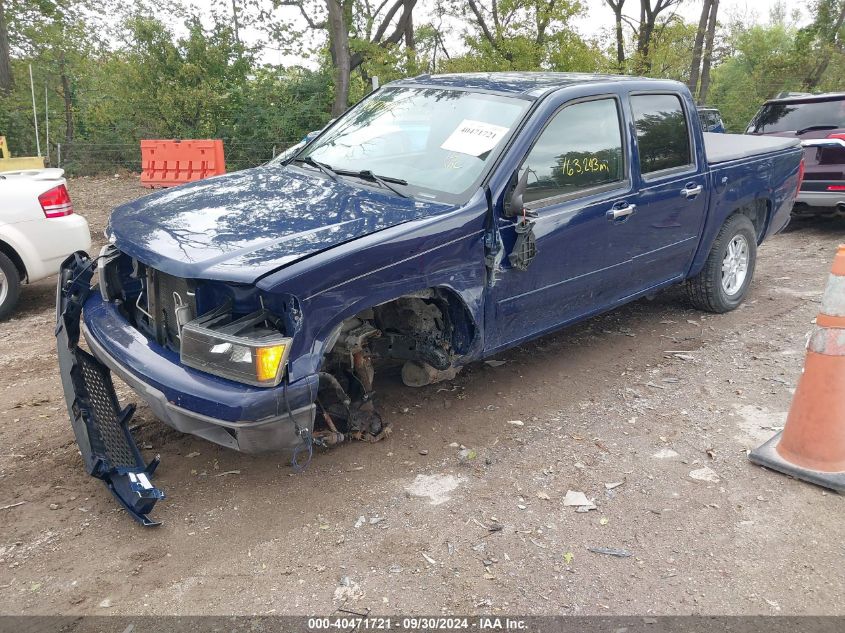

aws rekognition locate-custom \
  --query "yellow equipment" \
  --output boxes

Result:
[0,136,46,172]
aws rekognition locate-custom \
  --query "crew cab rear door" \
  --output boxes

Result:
[484,94,637,351]
[623,92,708,291]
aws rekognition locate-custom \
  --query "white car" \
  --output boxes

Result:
[0,168,91,319]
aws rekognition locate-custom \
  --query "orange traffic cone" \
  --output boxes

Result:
[749,244,845,492]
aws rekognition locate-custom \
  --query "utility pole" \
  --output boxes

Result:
[29,64,41,157]
[45,84,50,163]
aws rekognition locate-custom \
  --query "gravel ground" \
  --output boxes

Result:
[1,175,844,615]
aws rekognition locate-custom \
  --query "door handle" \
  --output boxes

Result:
[606,203,636,221]
[680,184,703,198]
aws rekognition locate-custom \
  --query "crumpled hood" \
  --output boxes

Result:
[109,166,455,283]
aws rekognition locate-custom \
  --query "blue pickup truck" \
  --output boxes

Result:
[56,72,803,524]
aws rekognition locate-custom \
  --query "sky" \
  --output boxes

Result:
[572,0,808,39]
[179,0,812,68]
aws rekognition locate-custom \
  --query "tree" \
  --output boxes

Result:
[647,15,697,80]
[633,0,683,73]
[274,0,416,116]
[0,0,12,93]
[688,0,712,96]
[798,0,845,90]
[708,18,810,132]
[605,0,626,70]
[696,0,718,103]
[3,0,105,146]
[413,0,452,73]
[447,0,587,71]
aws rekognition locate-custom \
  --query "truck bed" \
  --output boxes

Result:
[704,132,800,163]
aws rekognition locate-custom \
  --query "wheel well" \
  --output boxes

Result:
[313,288,478,442]
[735,199,768,242]
[375,288,476,357]
[323,287,478,366]
[0,239,27,281]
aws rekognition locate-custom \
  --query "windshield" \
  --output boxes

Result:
[749,98,845,134]
[299,87,530,201]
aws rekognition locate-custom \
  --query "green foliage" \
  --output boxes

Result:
[2,0,845,174]
[440,0,594,72]
[0,0,334,174]
[644,18,699,81]
[708,9,845,132]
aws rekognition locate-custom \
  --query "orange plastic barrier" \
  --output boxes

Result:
[140,139,226,188]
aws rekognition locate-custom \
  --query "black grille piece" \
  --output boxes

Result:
[77,350,137,469]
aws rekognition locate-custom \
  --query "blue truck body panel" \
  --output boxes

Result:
[78,72,803,454]
[107,166,457,283]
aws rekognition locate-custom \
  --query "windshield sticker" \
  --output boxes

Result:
[440,119,510,157]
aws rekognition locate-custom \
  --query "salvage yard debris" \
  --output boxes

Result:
[333,577,364,604]
[588,547,633,558]
[689,467,721,483]
[405,474,464,505]
[563,490,597,511]
[215,470,241,477]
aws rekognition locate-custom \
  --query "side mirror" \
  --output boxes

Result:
[504,168,529,218]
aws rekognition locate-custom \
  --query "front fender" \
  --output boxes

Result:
[259,209,489,380]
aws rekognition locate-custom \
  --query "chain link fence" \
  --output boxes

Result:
[45,138,303,177]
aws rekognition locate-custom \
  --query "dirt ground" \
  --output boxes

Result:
[1,174,844,616]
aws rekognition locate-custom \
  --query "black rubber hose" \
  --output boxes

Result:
[318,371,351,407]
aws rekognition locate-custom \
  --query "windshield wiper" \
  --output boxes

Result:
[335,169,410,198]
[796,124,840,135]
[291,156,338,181]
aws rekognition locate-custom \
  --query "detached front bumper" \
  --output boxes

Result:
[56,252,318,526]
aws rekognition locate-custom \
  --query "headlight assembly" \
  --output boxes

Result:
[180,306,291,387]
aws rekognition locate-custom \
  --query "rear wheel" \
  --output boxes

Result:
[686,214,757,313]
[0,251,21,320]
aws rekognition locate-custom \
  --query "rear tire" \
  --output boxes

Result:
[686,214,757,313]
[0,251,21,320]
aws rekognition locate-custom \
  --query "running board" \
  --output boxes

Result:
[55,252,165,527]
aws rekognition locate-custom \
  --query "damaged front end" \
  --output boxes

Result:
[55,252,165,527]
[55,245,470,526]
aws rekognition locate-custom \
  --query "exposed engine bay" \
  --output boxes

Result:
[313,290,463,447]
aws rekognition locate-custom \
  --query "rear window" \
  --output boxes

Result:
[631,94,692,175]
[748,98,845,134]
[699,111,715,127]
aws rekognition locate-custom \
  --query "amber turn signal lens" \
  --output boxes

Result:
[255,344,286,382]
